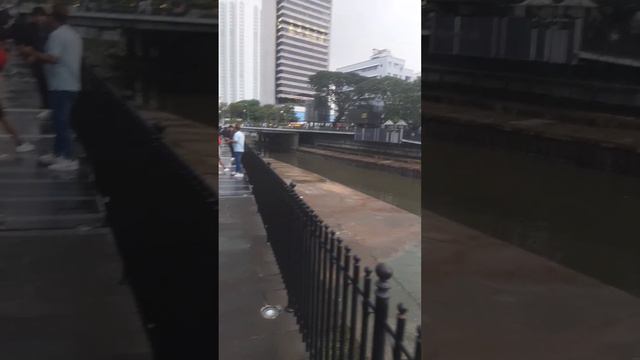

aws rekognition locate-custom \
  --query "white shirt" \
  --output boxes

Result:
[233,131,245,153]
[44,24,83,91]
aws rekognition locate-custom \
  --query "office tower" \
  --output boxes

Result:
[260,0,276,105]
[219,0,262,104]
[275,0,331,104]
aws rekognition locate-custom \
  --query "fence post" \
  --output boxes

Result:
[414,325,422,360]
[338,247,351,360]
[392,304,407,360]
[371,263,393,360]
[317,221,328,360]
[331,238,343,360]
[358,267,373,360]
[347,256,360,360]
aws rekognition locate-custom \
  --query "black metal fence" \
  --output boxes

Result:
[243,147,421,360]
[71,63,216,359]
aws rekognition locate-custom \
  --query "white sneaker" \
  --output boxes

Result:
[15,142,35,152]
[48,158,79,171]
[234,173,244,178]
[223,168,230,172]
[36,110,51,121]
[38,153,58,165]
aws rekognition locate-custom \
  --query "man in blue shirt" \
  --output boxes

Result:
[24,4,82,171]
[228,123,245,178]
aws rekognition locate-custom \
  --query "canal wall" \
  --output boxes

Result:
[296,146,421,178]
[425,101,640,177]
[423,209,640,360]
[423,62,640,111]
[297,132,422,159]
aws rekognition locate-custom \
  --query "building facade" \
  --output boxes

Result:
[336,49,417,81]
[260,0,277,105]
[219,0,262,104]
[275,0,332,104]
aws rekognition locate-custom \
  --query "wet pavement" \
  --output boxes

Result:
[423,209,640,360]
[263,158,421,340]
[218,146,308,360]
[0,55,151,358]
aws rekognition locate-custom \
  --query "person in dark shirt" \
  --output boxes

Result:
[12,6,49,119]
[19,7,49,115]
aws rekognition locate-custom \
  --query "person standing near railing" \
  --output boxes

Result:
[0,33,35,156]
[228,123,245,178]
[18,6,49,120]
[23,3,83,171]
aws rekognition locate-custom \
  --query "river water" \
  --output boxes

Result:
[266,150,421,216]
[266,139,640,297]
[424,138,640,297]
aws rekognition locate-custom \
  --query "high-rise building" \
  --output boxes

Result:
[275,0,332,104]
[219,0,262,104]
[260,0,277,105]
[337,49,417,81]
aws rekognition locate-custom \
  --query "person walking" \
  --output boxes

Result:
[228,123,245,178]
[218,132,228,174]
[0,34,35,156]
[23,4,83,171]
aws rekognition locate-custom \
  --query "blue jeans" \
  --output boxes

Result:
[49,91,78,159]
[234,151,244,173]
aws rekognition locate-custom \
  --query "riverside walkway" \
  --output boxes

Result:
[424,209,640,360]
[0,56,151,357]
[218,146,307,360]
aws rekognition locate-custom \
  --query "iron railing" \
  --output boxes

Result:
[243,147,421,360]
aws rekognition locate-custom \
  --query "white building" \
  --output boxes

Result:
[219,0,262,104]
[259,0,277,105]
[336,49,417,81]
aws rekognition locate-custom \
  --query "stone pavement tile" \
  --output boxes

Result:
[219,195,307,359]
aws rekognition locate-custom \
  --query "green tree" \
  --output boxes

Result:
[279,105,297,124]
[256,104,278,124]
[227,99,261,121]
[309,71,368,124]
[357,76,421,127]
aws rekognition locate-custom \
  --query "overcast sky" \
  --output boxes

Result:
[329,0,421,73]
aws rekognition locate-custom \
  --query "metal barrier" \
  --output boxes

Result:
[71,63,216,359]
[243,147,421,360]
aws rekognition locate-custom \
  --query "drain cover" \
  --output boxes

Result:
[260,305,282,319]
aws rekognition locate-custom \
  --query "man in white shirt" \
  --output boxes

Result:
[228,123,245,178]
[25,4,83,171]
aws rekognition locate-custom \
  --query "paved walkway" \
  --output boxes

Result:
[424,209,640,360]
[218,146,308,360]
[0,54,151,359]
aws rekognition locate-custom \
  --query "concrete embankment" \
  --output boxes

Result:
[137,110,217,191]
[265,158,421,338]
[423,209,640,360]
[296,146,421,178]
[425,101,640,176]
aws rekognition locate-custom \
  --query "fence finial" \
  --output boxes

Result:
[375,263,393,283]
